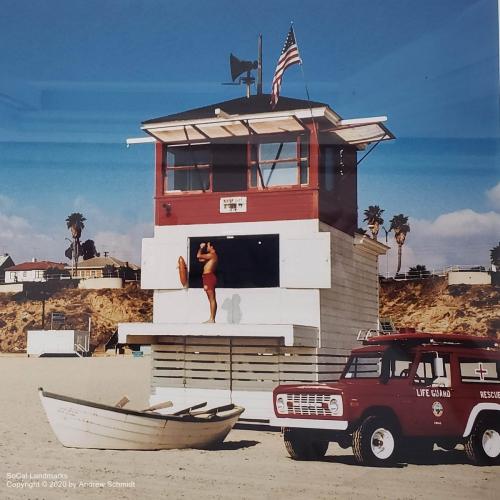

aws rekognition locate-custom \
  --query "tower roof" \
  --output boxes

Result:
[142,94,329,125]
[135,94,394,149]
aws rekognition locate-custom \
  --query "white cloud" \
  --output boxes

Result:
[1,194,152,266]
[68,196,152,263]
[382,209,500,274]
[0,212,64,263]
[486,182,500,209]
[93,223,152,265]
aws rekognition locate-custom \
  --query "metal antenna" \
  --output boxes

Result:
[257,35,263,95]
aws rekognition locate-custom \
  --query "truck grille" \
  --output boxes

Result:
[286,393,333,416]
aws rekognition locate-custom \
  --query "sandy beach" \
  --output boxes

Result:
[0,356,498,500]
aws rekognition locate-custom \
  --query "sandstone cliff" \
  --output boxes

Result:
[0,278,497,353]
[380,277,499,338]
[0,284,152,352]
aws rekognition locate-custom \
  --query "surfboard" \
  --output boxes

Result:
[178,256,188,287]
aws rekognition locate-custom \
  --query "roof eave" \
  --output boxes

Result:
[141,106,332,132]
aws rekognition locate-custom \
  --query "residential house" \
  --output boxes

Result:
[68,255,140,280]
[4,260,66,283]
[0,254,15,283]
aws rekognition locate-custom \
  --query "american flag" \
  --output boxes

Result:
[270,26,302,108]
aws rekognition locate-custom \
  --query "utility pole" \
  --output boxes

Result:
[257,34,263,95]
[382,226,391,278]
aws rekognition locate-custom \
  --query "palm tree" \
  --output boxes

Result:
[65,212,86,277]
[490,243,500,269]
[389,214,410,275]
[363,205,384,240]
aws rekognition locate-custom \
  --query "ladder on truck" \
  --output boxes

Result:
[357,317,397,341]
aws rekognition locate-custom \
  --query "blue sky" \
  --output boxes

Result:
[0,0,498,272]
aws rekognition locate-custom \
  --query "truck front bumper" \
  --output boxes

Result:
[269,417,349,430]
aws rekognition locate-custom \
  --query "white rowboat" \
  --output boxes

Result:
[39,388,244,450]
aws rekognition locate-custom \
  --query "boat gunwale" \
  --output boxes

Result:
[39,388,244,422]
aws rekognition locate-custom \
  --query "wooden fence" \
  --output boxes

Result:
[151,337,349,392]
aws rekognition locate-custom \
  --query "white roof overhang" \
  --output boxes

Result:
[130,107,394,148]
[140,107,331,145]
[325,116,394,147]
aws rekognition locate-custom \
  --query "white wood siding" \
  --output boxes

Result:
[141,238,187,290]
[319,223,381,350]
[144,219,322,290]
[280,233,331,288]
[153,288,320,328]
[149,338,349,421]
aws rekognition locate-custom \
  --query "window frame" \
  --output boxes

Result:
[249,135,309,189]
[187,234,280,289]
[163,145,212,193]
[163,134,310,194]
[459,357,500,385]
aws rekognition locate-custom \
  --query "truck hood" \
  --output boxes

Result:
[273,381,348,394]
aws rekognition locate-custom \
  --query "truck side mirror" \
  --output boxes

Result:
[434,357,445,377]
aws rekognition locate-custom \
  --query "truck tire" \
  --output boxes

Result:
[465,417,500,466]
[283,428,329,461]
[353,416,398,466]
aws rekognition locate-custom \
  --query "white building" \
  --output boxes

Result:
[4,260,66,283]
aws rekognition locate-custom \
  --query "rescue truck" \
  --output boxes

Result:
[271,331,500,466]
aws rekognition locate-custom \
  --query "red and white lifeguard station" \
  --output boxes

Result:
[119,93,393,422]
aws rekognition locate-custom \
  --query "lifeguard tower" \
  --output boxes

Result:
[119,92,393,422]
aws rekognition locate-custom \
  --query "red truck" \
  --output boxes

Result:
[271,331,500,466]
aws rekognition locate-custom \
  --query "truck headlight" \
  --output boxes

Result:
[328,396,343,415]
[276,394,287,414]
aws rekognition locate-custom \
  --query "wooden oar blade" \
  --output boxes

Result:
[114,396,130,409]
[142,400,173,412]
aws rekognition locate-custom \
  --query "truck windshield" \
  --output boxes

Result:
[344,348,414,380]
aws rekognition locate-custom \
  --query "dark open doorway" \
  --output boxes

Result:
[189,234,279,288]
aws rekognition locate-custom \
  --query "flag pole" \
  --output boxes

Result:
[291,22,318,137]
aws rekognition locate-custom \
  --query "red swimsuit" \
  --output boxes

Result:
[202,272,217,291]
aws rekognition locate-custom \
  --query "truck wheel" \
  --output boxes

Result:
[465,417,500,465]
[283,428,329,461]
[353,416,398,466]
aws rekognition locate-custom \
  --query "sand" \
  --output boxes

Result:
[0,356,498,500]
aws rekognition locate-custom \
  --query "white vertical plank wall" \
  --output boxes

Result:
[319,223,381,351]
[136,220,385,422]
[150,337,349,422]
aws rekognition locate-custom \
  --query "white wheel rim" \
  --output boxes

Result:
[370,427,395,460]
[482,429,500,458]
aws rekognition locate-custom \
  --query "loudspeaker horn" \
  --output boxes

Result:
[230,53,258,81]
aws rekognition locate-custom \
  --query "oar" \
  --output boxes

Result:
[142,400,173,412]
[114,396,130,409]
[172,402,208,416]
[191,403,235,416]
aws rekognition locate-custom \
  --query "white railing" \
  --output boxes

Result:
[74,344,86,357]
[388,265,491,281]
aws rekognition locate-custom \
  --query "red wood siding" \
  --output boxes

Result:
[155,188,318,226]
[306,123,319,189]
[155,141,163,200]
[152,127,353,231]
[318,144,358,234]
